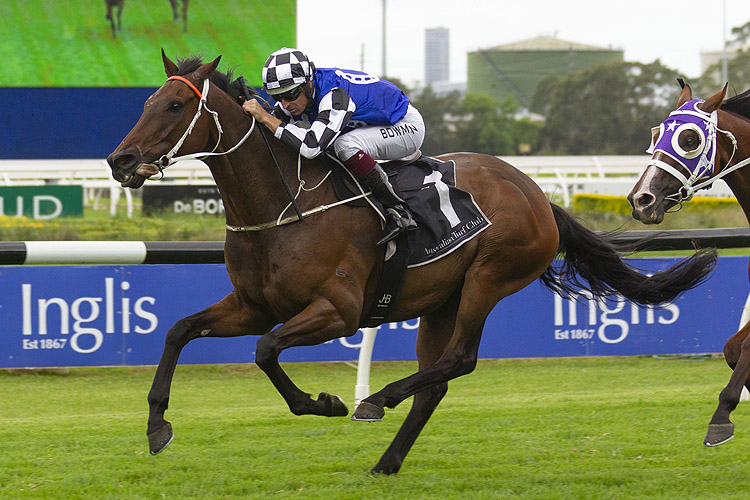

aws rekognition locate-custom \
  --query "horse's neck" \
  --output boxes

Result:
[718,112,750,225]
[203,96,331,228]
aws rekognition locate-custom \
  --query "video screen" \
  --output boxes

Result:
[0,0,296,87]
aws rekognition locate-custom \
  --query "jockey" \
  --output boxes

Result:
[243,47,425,246]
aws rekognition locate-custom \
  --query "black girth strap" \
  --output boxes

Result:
[361,236,410,328]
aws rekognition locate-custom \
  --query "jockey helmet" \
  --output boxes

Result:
[262,48,316,96]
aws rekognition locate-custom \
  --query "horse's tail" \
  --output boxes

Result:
[538,203,718,305]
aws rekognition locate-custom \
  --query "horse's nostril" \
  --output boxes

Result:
[634,193,655,209]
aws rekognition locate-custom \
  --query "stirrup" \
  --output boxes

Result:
[376,208,416,246]
[376,209,404,246]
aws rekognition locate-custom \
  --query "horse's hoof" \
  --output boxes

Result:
[148,422,174,455]
[351,401,385,422]
[318,392,349,417]
[704,422,734,447]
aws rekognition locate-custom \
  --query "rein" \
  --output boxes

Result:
[158,73,375,232]
[225,154,379,232]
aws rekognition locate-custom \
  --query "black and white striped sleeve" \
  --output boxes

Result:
[273,87,356,159]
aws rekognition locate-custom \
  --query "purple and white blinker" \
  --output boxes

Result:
[646,98,718,201]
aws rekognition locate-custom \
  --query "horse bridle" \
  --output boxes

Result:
[647,101,750,205]
[154,75,255,169]
[157,74,308,227]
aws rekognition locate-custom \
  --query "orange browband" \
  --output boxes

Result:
[167,75,203,98]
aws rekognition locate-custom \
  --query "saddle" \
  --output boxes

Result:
[325,152,492,326]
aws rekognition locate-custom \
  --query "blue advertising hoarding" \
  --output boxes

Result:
[1,257,747,368]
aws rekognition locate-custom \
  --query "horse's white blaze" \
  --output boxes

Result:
[632,164,662,203]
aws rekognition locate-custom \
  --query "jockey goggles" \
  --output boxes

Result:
[271,84,304,102]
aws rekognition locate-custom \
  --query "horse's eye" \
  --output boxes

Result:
[679,130,698,150]
[169,101,183,113]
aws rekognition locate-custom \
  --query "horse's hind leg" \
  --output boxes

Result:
[705,325,750,446]
[147,292,276,455]
[369,292,458,475]
[351,264,506,422]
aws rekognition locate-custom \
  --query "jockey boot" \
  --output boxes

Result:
[362,164,418,246]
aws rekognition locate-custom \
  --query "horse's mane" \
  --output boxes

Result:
[721,88,750,119]
[175,55,261,105]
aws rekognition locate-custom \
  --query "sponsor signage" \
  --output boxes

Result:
[142,185,223,216]
[0,257,746,368]
[0,186,83,219]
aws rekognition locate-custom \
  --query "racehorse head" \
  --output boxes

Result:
[628,83,729,224]
[107,50,221,188]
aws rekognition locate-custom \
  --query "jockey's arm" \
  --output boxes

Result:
[245,88,356,159]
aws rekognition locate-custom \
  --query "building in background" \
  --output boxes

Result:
[700,43,749,77]
[425,27,450,85]
[467,36,623,108]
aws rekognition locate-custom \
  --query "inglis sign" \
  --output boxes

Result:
[0,257,746,368]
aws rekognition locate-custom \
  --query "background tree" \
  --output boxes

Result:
[530,61,682,154]
[409,86,463,156]
[410,89,542,156]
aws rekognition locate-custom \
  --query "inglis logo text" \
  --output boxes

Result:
[553,292,679,344]
[21,277,158,354]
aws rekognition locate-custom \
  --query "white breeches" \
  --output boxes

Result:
[333,104,425,162]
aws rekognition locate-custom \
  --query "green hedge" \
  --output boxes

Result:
[572,193,741,215]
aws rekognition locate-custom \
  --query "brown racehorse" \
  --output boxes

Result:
[629,82,750,448]
[107,52,717,475]
[105,0,188,37]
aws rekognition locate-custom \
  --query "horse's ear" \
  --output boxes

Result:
[162,48,178,77]
[698,83,728,113]
[676,81,693,108]
[195,55,222,81]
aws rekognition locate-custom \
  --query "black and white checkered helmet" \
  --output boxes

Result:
[262,48,316,95]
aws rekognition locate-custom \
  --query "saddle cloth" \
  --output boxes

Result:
[330,154,492,268]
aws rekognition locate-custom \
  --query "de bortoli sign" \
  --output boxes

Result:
[0,257,746,368]
[0,186,83,219]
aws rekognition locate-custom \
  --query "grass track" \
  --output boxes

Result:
[2,357,750,499]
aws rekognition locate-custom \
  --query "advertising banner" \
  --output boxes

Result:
[0,186,83,219]
[1,257,747,368]
[142,185,223,216]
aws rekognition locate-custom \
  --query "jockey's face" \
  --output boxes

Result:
[276,81,312,116]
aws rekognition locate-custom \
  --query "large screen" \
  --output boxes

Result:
[0,0,295,87]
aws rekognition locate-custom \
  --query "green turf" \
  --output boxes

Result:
[2,357,750,499]
[0,0,295,87]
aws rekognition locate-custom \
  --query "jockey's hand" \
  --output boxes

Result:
[242,99,267,121]
[242,99,282,134]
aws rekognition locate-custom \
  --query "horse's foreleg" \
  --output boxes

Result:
[705,326,750,446]
[147,292,275,455]
[370,296,457,474]
[254,297,355,417]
